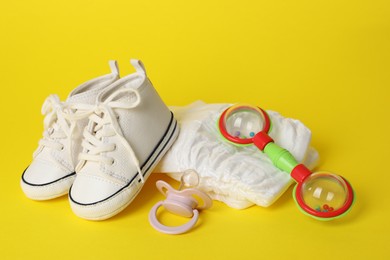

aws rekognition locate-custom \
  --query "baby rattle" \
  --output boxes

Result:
[218,104,354,220]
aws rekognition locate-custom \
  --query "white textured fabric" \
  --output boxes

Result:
[21,61,120,200]
[155,101,319,209]
[69,59,179,220]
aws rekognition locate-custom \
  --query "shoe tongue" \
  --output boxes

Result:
[98,73,145,103]
[67,91,98,105]
[98,86,139,105]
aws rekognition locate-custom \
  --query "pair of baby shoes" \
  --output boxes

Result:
[21,60,179,220]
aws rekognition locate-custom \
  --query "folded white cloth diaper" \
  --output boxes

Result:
[156,101,319,209]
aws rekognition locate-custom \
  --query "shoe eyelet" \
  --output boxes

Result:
[111,159,115,165]
[60,146,65,151]
[112,144,117,151]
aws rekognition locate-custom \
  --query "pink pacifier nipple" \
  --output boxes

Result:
[149,170,212,234]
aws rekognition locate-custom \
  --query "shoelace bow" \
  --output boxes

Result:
[35,95,91,166]
[76,88,145,183]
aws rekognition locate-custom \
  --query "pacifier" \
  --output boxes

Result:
[149,170,212,234]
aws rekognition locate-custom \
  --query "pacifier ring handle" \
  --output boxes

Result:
[149,201,199,235]
[150,180,212,234]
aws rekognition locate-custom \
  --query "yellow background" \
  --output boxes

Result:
[1,0,389,259]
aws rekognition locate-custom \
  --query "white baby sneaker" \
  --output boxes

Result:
[21,61,120,200]
[69,59,179,220]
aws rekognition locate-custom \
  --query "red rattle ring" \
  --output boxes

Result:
[218,105,271,145]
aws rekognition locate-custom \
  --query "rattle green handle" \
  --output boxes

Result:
[263,142,299,173]
[253,131,312,182]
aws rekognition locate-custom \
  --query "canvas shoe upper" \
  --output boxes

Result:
[69,59,179,220]
[21,61,120,200]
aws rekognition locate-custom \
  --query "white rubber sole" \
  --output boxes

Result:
[69,116,179,220]
[20,172,76,200]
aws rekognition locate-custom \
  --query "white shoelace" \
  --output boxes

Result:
[76,88,145,183]
[35,95,91,167]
